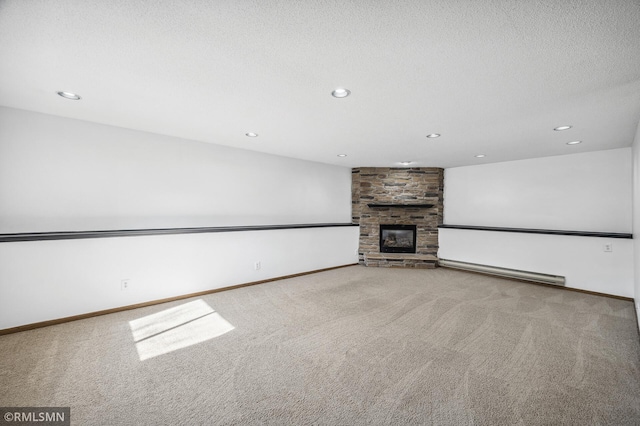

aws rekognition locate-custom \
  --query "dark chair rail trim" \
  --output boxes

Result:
[438,224,632,239]
[0,223,359,243]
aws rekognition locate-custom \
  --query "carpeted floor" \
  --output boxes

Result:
[1,265,639,425]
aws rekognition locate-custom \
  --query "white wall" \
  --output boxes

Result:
[444,149,632,232]
[0,227,359,330]
[0,107,358,330]
[439,229,633,297]
[0,107,351,233]
[632,120,640,329]
[440,149,634,297]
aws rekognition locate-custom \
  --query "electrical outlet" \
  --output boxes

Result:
[121,279,130,291]
[603,243,613,252]
[254,261,261,270]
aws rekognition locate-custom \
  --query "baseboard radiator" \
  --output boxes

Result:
[438,259,565,286]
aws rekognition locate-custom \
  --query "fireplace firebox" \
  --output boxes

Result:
[379,224,417,253]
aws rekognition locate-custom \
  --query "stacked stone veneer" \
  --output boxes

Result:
[352,167,444,268]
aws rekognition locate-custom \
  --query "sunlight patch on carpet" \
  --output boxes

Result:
[129,299,234,361]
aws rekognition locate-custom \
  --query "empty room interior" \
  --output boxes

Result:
[1,1,640,425]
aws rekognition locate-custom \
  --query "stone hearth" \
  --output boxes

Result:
[352,167,444,268]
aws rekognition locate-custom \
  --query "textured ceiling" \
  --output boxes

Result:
[1,0,639,168]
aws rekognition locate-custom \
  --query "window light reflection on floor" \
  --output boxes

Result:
[129,299,234,361]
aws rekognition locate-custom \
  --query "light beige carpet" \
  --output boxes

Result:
[1,266,639,425]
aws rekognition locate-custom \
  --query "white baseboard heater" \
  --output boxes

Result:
[438,259,565,286]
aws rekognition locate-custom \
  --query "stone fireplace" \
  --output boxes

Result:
[352,167,444,268]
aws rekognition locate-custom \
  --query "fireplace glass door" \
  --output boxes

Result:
[379,224,417,253]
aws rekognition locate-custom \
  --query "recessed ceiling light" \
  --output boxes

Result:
[331,88,351,98]
[566,140,582,145]
[57,91,81,100]
[245,132,258,137]
[475,154,486,158]
[337,154,347,157]
[554,125,572,131]
[426,133,441,138]
[400,161,412,165]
